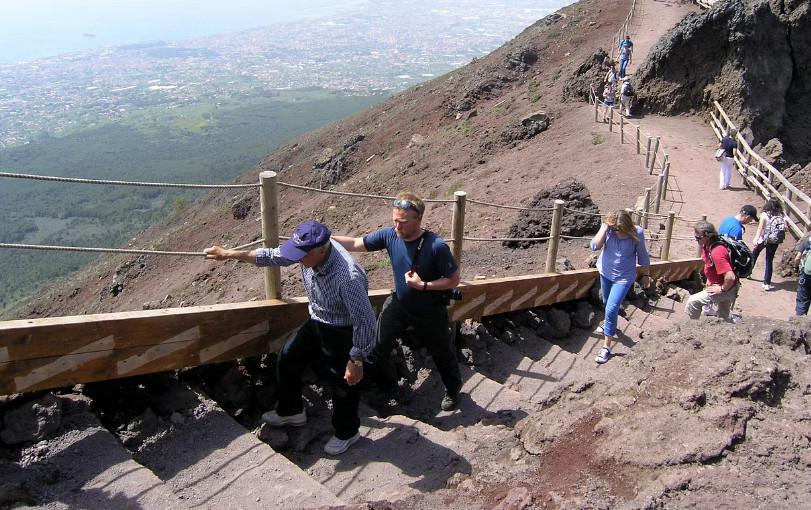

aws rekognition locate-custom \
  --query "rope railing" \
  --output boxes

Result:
[0,171,259,189]
[277,180,453,203]
[463,236,551,242]
[466,198,554,212]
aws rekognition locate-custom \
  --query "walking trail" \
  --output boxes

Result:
[599,0,796,322]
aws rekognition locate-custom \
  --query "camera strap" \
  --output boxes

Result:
[409,230,430,273]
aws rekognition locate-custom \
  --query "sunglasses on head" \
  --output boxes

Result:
[392,199,422,214]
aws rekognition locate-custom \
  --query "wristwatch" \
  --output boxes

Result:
[423,282,428,291]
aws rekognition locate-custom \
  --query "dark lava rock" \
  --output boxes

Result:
[1,395,63,445]
[503,179,601,249]
[563,49,610,103]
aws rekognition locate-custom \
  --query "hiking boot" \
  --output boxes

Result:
[261,409,306,427]
[440,392,461,411]
[595,346,612,364]
[324,432,361,455]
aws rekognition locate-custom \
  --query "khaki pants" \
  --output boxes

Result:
[685,282,739,320]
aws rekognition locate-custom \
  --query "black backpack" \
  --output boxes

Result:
[709,236,754,278]
[623,83,634,96]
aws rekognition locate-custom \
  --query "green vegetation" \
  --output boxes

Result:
[592,132,605,145]
[528,80,541,103]
[449,120,472,137]
[447,181,464,196]
[0,89,387,314]
[364,258,391,272]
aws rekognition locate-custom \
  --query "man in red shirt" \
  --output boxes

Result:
[685,221,740,320]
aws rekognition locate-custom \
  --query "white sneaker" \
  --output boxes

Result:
[762,284,774,291]
[595,346,612,364]
[261,409,306,427]
[324,432,361,455]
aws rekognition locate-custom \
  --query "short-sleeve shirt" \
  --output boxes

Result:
[363,227,458,313]
[619,40,633,59]
[721,136,737,158]
[717,215,744,240]
[702,243,735,286]
[592,226,651,284]
[795,236,810,254]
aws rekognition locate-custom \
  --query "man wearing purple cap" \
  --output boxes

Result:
[204,220,376,455]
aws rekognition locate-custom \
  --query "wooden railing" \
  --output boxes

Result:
[0,259,701,395]
[710,101,811,239]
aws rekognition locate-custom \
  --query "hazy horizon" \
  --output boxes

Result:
[1,0,369,64]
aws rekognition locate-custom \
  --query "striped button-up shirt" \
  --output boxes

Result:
[255,240,375,358]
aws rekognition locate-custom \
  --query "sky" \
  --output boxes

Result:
[0,0,368,63]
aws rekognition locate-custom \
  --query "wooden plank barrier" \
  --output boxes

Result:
[0,259,701,395]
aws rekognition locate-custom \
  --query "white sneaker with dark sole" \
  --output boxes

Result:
[595,347,612,364]
[261,409,306,427]
[324,432,361,455]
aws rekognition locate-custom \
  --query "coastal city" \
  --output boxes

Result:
[0,1,554,148]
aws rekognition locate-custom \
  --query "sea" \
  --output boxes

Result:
[0,0,370,64]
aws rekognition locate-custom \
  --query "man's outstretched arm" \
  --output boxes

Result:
[332,235,367,252]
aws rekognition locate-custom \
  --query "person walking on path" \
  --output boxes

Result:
[686,221,740,321]
[602,81,616,123]
[751,198,786,291]
[605,62,618,89]
[717,128,738,190]
[204,220,376,456]
[619,77,634,117]
[590,209,651,364]
[793,233,811,315]
[718,204,759,241]
[333,192,464,412]
[618,35,634,78]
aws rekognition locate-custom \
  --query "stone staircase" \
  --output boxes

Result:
[9,299,681,509]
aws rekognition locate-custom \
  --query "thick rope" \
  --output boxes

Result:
[0,171,258,189]
[562,206,603,218]
[465,198,554,213]
[0,242,205,256]
[277,181,453,203]
[463,236,551,242]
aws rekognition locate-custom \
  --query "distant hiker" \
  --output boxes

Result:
[590,209,651,364]
[717,128,738,190]
[718,204,759,241]
[605,62,618,89]
[751,198,786,291]
[204,221,375,456]
[602,82,616,122]
[619,77,634,117]
[793,233,811,315]
[618,35,634,78]
[686,221,739,321]
[333,192,464,412]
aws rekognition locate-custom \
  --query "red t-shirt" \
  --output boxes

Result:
[702,244,735,285]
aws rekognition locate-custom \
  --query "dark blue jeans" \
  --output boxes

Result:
[751,242,778,285]
[276,319,359,440]
[375,294,462,396]
[797,273,811,315]
[619,57,629,78]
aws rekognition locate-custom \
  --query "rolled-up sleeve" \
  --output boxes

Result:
[255,247,296,267]
[340,276,377,358]
[636,229,651,267]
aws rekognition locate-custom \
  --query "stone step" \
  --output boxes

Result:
[299,412,480,504]
[134,386,343,509]
[4,395,187,510]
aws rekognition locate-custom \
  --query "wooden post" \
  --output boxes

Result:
[654,171,666,215]
[645,136,652,169]
[658,161,670,210]
[259,171,281,300]
[451,191,466,266]
[661,211,675,261]
[649,136,661,174]
[636,125,641,154]
[620,115,625,143]
[594,99,599,122]
[545,199,565,274]
[608,107,614,132]
[634,207,642,225]
[642,187,651,230]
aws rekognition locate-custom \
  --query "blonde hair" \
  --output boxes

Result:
[605,209,638,241]
[394,191,425,217]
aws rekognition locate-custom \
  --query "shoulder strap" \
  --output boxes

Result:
[410,230,431,273]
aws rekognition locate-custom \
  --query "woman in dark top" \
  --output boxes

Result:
[717,128,738,190]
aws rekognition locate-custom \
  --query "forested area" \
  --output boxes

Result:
[0,90,386,313]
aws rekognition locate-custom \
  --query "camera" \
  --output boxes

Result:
[441,288,463,306]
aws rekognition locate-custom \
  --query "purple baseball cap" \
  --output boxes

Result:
[280,220,331,261]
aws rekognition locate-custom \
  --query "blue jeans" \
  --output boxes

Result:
[752,242,778,285]
[600,275,634,337]
[619,57,629,78]
[797,273,811,315]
